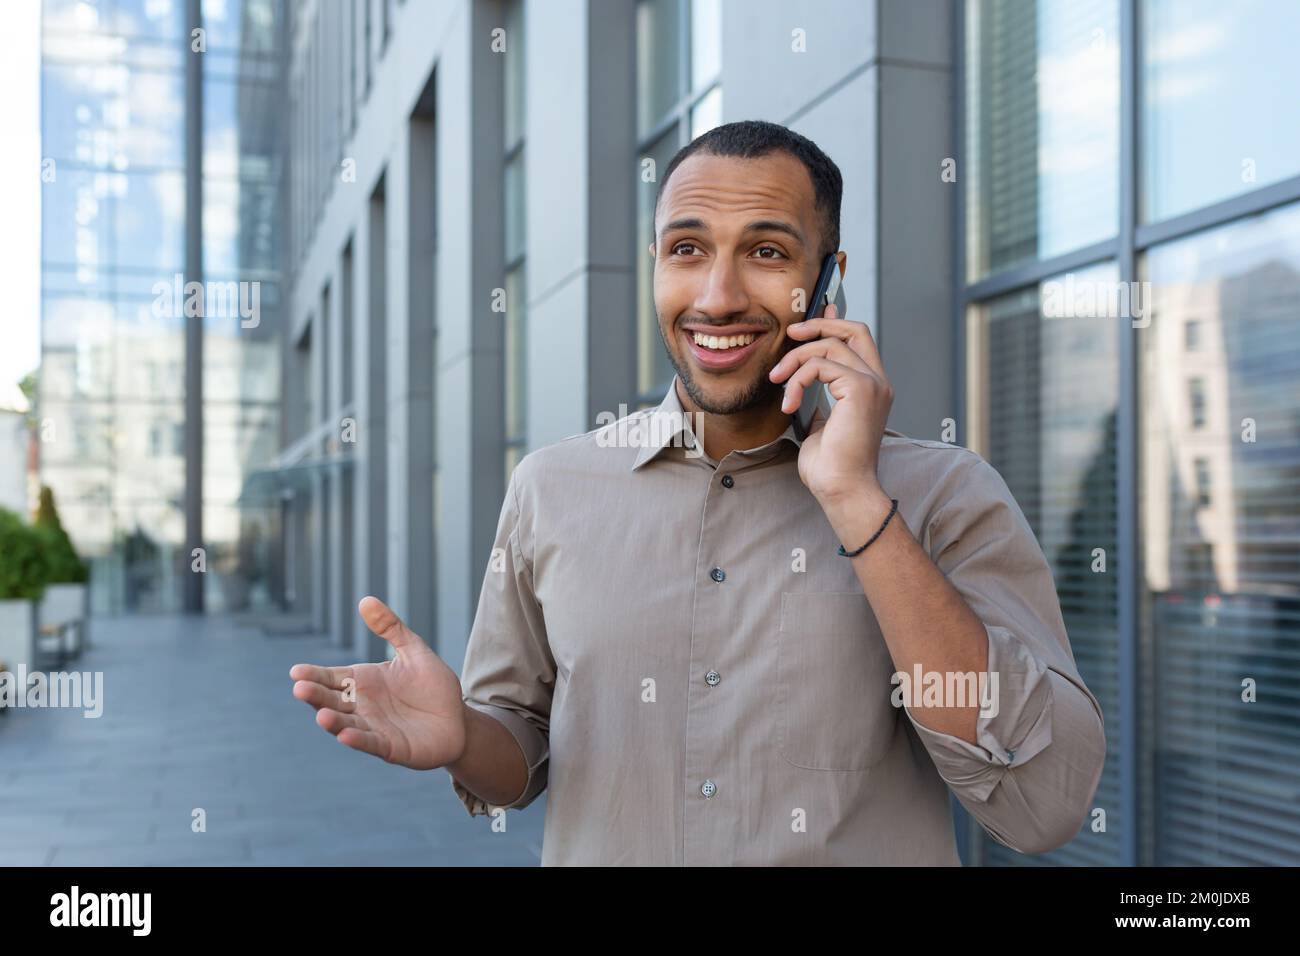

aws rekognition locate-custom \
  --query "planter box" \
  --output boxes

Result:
[39,583,88,659]
[0,600,36,695]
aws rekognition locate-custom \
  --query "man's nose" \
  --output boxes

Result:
[692,257,750,320]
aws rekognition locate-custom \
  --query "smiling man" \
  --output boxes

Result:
[290,120,1106,866]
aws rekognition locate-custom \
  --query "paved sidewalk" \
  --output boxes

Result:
[0,615,545,866]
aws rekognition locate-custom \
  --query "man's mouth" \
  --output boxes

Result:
[681,327,769,371]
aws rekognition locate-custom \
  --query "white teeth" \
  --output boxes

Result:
[692,332,757,350]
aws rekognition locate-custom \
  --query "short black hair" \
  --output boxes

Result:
[653,119,843,260]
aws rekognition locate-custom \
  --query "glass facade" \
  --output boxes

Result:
[1141,0,1300,223]
[966,263,1123,866]
[963,0,1300,864]
[39,0,282,614]
[1139,204,1300,864]
[964,0,1118,281]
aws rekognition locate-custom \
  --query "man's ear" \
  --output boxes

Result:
[835,250,847,278]
[648,241,656,259]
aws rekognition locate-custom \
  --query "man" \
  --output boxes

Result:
[291,120,1106,866]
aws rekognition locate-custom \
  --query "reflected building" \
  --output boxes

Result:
[38,0,284,614]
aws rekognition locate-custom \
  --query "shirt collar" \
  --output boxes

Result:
[628,375,806,472]
[629,374,908,472]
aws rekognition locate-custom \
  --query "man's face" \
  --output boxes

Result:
[651,150,828,416]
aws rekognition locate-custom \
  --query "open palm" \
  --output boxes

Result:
[290,596,467,770]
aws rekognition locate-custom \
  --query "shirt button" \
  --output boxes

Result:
[720,473,734,488]
[710,567,726,583]
[701,779,717,798]
[705,670,721,687]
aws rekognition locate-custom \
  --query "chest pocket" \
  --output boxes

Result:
[777,591,900,772]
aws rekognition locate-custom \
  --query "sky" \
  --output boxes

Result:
[0,1,41,411]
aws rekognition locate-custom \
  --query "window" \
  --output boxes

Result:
[1192,457,1211,508]
[364,0,373,95]
[348,0,357,136]
[1139,201,1300,863]
[964,0,1119,281]
[635,0,722,403]
[1188,377,1206,429]
[963,0,1300,866]
[1142,0,1300,223]
[966,261,1122,867]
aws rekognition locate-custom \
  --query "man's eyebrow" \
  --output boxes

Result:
[658,217,806,245]
[661,217,708,236]
[743,219,805,245]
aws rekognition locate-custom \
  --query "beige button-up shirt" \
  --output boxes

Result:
[451,375,1106,865]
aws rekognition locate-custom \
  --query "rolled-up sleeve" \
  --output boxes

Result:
[450,461,555,817]
[902,451,1107,856]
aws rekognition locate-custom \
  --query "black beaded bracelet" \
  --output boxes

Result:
[836,498,899,557]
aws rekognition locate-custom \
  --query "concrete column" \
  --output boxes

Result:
[327,255,349,646]
[524,0,637,452]
[385,117,436,651]
[352,184,388,660]
[309,303,327,635]
[433,0,507,670]
[875,0,954,440]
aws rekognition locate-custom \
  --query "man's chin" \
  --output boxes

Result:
[677,363,781,416]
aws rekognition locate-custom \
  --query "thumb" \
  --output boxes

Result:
[358,596,427,653]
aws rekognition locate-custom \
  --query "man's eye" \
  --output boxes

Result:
[672,242,699,256]
[754,246,785,259]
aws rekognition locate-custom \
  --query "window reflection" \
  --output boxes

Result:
[1139,201,1300,864]
[965,0,1119,280]
[966,261,1121,865]
[38,0,283,614]
[1142,0,1300,222]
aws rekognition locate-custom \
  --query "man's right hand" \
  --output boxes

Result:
[290,596,467,770]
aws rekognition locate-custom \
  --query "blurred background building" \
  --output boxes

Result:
[30,0,1300,866]
[38,0,282,615]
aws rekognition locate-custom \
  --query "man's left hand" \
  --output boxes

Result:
[768,302,894,507]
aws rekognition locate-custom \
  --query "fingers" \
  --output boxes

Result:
[288,662,353,690]
[770,335,870,383]
[318,709,392,760]
[315,706,368,735]
[336,725,391,760]
[786,307,886,380]
[358,595,425,652]
[293,679,356,714]
[777,356,862,415]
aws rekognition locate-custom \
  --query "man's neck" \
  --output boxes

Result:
[675,378,791,463]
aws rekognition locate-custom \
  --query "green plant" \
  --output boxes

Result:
[33,486,89,585]
[0,507,49,601]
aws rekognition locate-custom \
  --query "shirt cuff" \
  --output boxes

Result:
[902,623,1054,803]
[450,700,550,817]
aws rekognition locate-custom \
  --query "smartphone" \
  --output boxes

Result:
[792,253,843,438]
